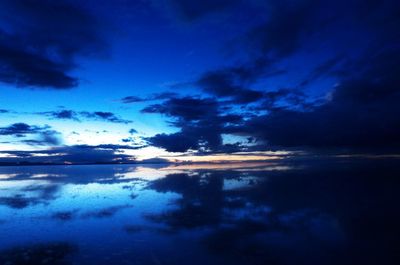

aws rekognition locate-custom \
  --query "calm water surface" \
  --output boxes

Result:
[0,160,399,265]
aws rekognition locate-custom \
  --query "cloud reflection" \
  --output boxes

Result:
[0,160,399,265]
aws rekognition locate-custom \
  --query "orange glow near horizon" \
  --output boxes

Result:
[159,151,292,163]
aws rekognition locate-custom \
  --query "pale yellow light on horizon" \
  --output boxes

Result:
[124,148,292,162]
[160,154,286,163]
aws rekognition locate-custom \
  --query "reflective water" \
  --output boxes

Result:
[0,160,399,265]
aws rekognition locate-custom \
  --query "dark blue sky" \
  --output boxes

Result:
[0,0,399,163]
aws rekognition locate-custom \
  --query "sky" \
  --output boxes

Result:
[0,0,399,164]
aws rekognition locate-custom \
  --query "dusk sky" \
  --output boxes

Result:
[0,0,399,164]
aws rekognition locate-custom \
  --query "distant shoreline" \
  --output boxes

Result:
[0,162,166,167]
[1,155,399,167]
[0,160,277,168]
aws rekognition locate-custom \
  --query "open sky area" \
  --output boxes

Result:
[0,0,399,164]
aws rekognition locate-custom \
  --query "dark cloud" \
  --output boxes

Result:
[299,55,346,87]
[0,31,78,88]
[0,144,138,165]
[93,144,141,150]
[52,210,78,221]
[143,97,256,153]
[168,0,241,21]
[140,157,171,164]
[121,129,139,143]
[196,66,264,104]
[142,0,400,153]
[120,92,179,104]
[0,0,108,89]
[149,127,220,153]
[228,47,400,150]
[188,57,287,104]
[141,93,302,153]
[46,110,79,121]
[169,0,323,105]
[124,225,145,234]
[142,97,219,121]
[245,0,320,58]
[120,96,143,103]
[0,109,10,113]
[82,205,131,219]
[80,111,132,124]
[129,128,138,134]
[147,131,200,153]
[38,109,132,124]
[261,88,308,110]
[0,195,34,209]
[0,123,62,146]
[0,123,47,137]
[143,96,238,152]
[183,0,321,105]
[22,130,62,146]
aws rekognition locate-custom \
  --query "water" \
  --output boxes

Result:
[0,160,399,265]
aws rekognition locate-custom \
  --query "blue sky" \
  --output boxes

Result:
[0,0,399,163]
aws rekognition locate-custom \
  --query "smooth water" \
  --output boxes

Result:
[0,160,399,265]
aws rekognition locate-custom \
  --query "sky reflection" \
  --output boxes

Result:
[0,160,399,265]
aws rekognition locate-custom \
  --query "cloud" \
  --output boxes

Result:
[120,96,143,103]
[39,110,132,124]
[142,97,219,121]
[120,92,179,104]
[142,96,248,152]
[0,0,108,89]
[299,55,346,87]
[167,0,241,21]
[146,132,201,153]
[52,210,78,221]
[140,0,400,153]
[0,144,138,165]
[145,124,224,153]
[245,0,320,58]
[0,123,62,146]
[21,131,62,146]
[46,110,79,121]
[0,195,34,209]
[0,32,78,88]
[167,0,323,105]
[80,111,132,124]
[140,92,304,153]
[82,205,131,219]
[195,62,266,104]
[0,123,49,137]
[129,128,138,134]
[227,47,400,150]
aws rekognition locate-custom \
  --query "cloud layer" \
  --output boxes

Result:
[0,0,108,89]
[138,0,400,154]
